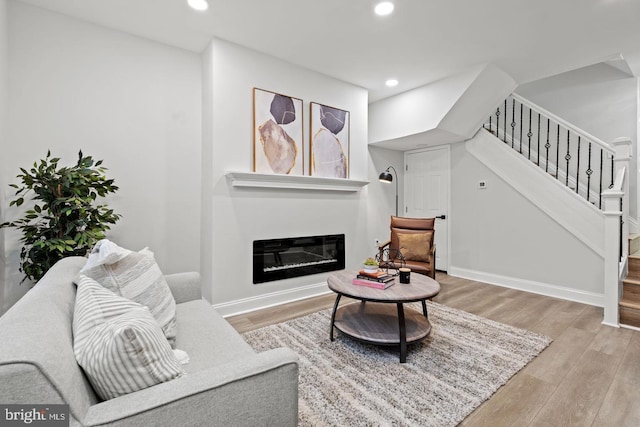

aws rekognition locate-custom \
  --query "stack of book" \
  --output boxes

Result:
[352,270,395,289]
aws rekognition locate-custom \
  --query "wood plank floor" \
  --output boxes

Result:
[226,272,640,426]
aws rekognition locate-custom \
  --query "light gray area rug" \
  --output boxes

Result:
[243,301,551,427]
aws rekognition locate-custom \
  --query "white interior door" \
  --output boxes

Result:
[404,146,450,271]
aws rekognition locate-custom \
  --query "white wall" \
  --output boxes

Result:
[202,38,371,311]
[516,63,638,221]
[367,146,404,244]
[449,141,605,303]
[369,66,480,144]
[3,2,201,311]
[0,0,8,313]
[368,64,516,151]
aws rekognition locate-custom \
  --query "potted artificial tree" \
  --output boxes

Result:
[1,150,121,283]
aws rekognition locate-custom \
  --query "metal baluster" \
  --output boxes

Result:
[565,130,571,187]
[537,113,541,166]
[511,99,516,148]
[618,199,624,261]
[556,124,560,179]
[495,107,500,138]
[519,102,523,154]
[545,119,550,172]
[610,156,614,189]
[527,107,532,160]
[504,99,507,144]
[599,149,604,209]
[586,142,592,202]
[576,137,581,195]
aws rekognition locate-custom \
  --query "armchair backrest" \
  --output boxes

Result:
[389,216,435,254]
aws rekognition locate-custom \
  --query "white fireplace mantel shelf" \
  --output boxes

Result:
[226,171,369,192]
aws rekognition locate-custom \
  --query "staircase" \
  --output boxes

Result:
[480,92,632,327]
[620,234,640,327]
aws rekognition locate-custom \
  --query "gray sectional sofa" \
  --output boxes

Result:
[0,256,299,426]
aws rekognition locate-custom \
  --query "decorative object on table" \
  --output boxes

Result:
[310,102,349,178]
[375,248,405,274]
[379,165,399,216]
[378,216,435,279]
[362,257,379,273]
[0,150,121,283]
[243,302,552,426]
[253,88,303,175]
[399,267,411,284]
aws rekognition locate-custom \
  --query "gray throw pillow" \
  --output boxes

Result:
[73,276,184,400]
[80,242,177,347]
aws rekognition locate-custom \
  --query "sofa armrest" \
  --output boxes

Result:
[164,272,202,303]
[83,347,299,427]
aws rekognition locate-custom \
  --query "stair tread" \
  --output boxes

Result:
[624,277,640,286]
[628,251,640,259]
[619,299,640,310]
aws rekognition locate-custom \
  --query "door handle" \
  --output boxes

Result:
[436,214,446,220]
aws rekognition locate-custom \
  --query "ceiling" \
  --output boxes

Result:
[14,0,640,103]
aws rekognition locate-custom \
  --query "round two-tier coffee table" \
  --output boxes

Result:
[327,270,440,363]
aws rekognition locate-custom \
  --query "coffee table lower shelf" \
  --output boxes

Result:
[332,302,431,359]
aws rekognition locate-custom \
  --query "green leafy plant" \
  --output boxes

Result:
[363,257,378,266]
[0,150,121,283]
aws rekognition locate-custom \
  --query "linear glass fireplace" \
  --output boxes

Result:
[253,234,345,284]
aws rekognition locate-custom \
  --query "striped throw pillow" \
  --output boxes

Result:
[73,276,184,400]
[81,246,177,347]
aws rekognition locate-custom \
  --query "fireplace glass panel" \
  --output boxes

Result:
[253,234,345,284]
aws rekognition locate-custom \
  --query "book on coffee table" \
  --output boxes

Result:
[357,271,394,283]
[356,274,394,283]
[358,269,388,278]
[352,277,395,289]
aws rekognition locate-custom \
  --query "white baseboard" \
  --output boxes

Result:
[213,267,605,318]
[212,282,332,318]
[448,266,604,307]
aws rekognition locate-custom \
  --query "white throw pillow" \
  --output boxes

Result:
[73,276,184,401]
[80,240,177,347]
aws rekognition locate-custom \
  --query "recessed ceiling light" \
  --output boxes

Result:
[188,0,209,11]
[385,78,399,87]
[374,2,394,16]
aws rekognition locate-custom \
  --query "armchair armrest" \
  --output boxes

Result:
[164,272,202,303]
[83,348,299,427]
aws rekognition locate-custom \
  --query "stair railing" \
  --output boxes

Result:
[483,93,615,210]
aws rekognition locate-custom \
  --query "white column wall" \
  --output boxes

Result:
[202,38,371,312]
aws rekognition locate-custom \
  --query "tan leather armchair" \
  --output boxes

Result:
[377,216,436,279]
